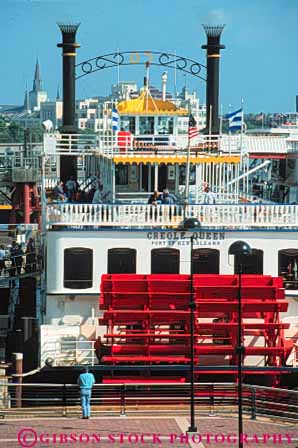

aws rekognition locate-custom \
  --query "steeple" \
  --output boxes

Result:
[56,84,60,100]
[33,58,42,91]
[23,85,30,113]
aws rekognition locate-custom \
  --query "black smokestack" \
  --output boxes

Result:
[202,24,225,134]
[57,23,80,181]
[57,23,80,132]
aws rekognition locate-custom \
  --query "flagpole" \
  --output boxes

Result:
[174,49,177,99]
[112,103,119,156]
[219,104,223,137]
[185,114,191,203]
[228,104,232,157]
[117,48,120,86]
[240,98,244,153]
[208,105,212,153]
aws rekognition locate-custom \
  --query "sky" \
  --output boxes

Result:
[0,0,297,113]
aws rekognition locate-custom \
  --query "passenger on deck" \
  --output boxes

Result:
[148,190,161,205]
[88,172,101,199]
[203,186,216,204]
[92,184,110,204]
[92,186,102,204]
[76,190,88,203]
[65,176,77,202]
[54,181,67,202]
[161,189,176,205]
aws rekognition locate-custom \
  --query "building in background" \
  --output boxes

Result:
[40,88,63,130]
[111,82,138,101]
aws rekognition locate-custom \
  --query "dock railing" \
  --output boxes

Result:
[46,203,298,229]
[1,382,297,422]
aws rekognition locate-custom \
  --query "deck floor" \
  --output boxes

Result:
[0,415,297,447]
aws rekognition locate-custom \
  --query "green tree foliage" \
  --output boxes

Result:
[80,128,96,135]
[29,123,44,142]
[8,122,24,142]
[0,116,44,143]
[0,117,10,143]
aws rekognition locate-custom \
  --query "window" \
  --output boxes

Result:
[157,117,173,135]
[108,248,136,273]
[120,116,136,134]
[151,249,180,274]
[233,248,263,274]
[192,249,220,274]
[139,117,154,135]
[115,165,128,185]
[64,248,93,289]
[179,165,196,185]
[278,249,298,290]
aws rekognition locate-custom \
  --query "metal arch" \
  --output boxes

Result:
[75,51,206,82]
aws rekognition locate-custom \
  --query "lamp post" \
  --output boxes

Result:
[228,241,252,448]
[183,217,201,433]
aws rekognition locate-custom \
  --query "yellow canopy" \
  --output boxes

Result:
[117,89,188,116]
[113,155,241,165]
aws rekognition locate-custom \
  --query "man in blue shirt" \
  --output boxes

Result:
[77,367,96,419]
[161,189,176,205]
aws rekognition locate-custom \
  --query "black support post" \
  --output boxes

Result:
[188,235,197,433]
[237,263,244,448]
[202,25,225,135]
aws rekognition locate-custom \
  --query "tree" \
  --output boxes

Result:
[8,122,24,142]
[0,117,44,143]
[29,123,44,142]
[0,117,10,143]
[80,128,96,135]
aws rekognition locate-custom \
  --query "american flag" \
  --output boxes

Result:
[188,114,199,140]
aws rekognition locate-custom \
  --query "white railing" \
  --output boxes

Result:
[42,339,97,367]
[43,177,87,190]
[44,132,298,157]
[43,133,98,155]
[12,156,40,169]
[242,136,288,154]
[46,203,298,228]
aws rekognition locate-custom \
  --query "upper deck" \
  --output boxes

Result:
[41,130,298,230]
[2,132,298,230]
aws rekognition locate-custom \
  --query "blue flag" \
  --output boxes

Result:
[112,108,119,131]
[225,108,243,132]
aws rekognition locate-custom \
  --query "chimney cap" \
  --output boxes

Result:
[202,24,225,38]
[57,23,81,34]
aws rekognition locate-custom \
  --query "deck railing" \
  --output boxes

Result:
[46,203,298,228]
[43,133,297,156]
[41,339,97,367]
[2,382,298,422]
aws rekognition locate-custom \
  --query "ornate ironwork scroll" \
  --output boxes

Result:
[76,51,206,81]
